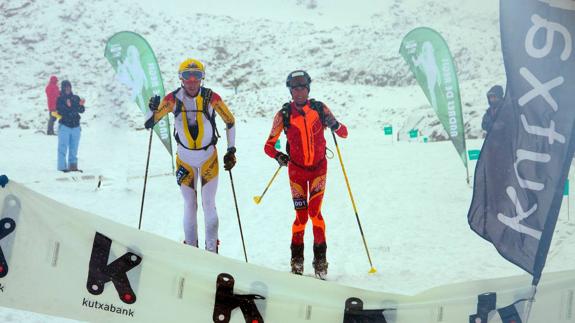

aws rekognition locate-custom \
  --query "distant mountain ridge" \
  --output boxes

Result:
[1,0,503,140]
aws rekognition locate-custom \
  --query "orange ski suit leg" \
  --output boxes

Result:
[288,159,327,245]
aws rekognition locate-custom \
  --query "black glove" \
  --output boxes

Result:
[223,147,236,171]
[144,117,155,129]
[148,95,161,111]
[275,152,290,167]
[329,121,340,131]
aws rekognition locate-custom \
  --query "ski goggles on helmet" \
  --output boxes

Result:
[287,75,310,89]
[179,70,204,81]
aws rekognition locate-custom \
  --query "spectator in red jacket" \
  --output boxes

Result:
[45,75,59,135]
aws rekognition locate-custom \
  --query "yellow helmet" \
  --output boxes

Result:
[178,58,205,80]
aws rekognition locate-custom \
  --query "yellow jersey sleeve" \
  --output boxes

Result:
[210,92,235,127]
[153,92,176,123]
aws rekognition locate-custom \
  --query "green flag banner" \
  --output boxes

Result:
[104,31,173,156]
[399,27,467,167]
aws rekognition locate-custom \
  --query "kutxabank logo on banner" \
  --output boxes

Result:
[0,195,19,288]
[468,0,575,281]
[498,2,571,240]
[83,232,142,317]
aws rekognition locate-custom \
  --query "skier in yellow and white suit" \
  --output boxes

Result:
[145,58,236,253]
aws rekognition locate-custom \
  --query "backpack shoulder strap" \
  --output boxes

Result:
[172,88,183,117]
[201,87,213,113]
[201,87,215,122]
[201,87,220,144]
[280,102,291,133]
[309,99,326,126]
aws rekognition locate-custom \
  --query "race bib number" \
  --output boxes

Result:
[176,166,190,186]
[293,198,307,210]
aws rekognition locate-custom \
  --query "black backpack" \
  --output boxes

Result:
[172,87,220,150]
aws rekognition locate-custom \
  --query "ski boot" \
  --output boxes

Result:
[290,243,304,275]
[313,243,328,280]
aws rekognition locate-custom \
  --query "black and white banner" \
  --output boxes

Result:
[1,180,574,322]
[468,0,575,284]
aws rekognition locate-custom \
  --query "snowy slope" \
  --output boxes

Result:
[4,0,574,322]
[1,0,502,139]
[2,121,575,322]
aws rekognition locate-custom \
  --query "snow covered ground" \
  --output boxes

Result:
[2,0,574,322]
[2,120,575,322]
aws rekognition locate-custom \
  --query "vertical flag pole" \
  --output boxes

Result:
[465,158,470,185]
[171,151,175,175]
[522,284,537,323]
[461,124,470,185]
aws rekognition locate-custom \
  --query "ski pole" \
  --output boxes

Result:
[253,165,282,204]
[331,131,377,274]
[228,169,248,263]
[138,130,153,230]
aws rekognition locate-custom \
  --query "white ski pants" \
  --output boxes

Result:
[177,146,219,253]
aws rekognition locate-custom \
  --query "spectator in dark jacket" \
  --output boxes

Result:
[481,85,504,134]
[56,80,85,172]
[45,75,59,135]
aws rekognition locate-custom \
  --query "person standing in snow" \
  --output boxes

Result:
[264,70,348,279]
[45,75,60,135]
[56,80,85,172]
[481,85,505,134]
[145,58,236,254]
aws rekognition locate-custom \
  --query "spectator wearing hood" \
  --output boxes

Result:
[481,85,504,134]
[45,75,59,135]
[56,80,85,172]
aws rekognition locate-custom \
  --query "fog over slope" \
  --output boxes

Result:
[1,0,502,140]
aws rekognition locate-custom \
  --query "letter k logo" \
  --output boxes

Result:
[0,195,19,279]
[0,217,16,278]
[86,232,142,304]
